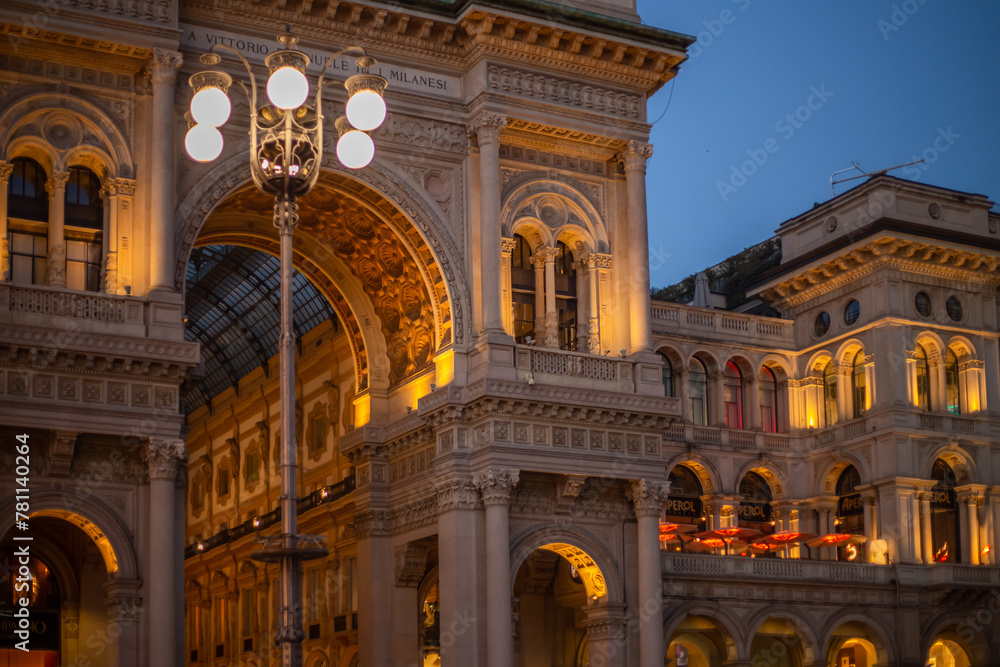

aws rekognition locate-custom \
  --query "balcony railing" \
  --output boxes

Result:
[651,301,794,346]
[5,284,143,324]
[665,423,790,451]
[662,552,1000,586]
[184,475,355,559]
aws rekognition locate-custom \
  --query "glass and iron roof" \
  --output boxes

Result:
[182,244,337,414]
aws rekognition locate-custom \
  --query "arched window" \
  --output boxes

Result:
[554,241,577,351]
[945,349,962,415]
[663,466,705,545]
[930,459,961,563]
[7,157,48,221]
[6,157,49,286]
[835,466,865,560]
[688,358,708,426]
[510,234,535,345]
[723,361,743,429]
[738,471,773,530]
[659,353,673,397]
[851,350,867,418]
[759,367,778,433]
[914,344,930,411]
[65,166,103,229]
[823,360,838,427]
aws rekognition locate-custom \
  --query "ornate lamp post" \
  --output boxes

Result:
[185,32,387,667]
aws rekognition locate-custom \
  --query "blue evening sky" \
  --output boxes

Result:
[635,0,1000,289]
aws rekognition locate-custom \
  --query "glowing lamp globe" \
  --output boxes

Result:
[185,125,224,162]
[267,66,309,110]
[345,90,386,132]
[336,130,375,169]
[190,86,231,127]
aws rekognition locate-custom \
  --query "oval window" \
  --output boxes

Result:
[814,312,830,337]
[946,296,963,322]
[844,300,860,326]
[914,292,932,318]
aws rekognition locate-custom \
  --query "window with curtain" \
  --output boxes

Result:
[723,361,743,429]
[510,234,535,344]
[852,350,867,418]
[759,366,777,433]
[945,349,961,415]
[554,241,578,351]
[915,344,930,411]
[659,353,673,397]
[823,360,838,427]
[688,358,708,425]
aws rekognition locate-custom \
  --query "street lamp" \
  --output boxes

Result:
[185,31,387,667]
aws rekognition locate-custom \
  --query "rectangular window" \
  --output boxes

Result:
[512,291,535,344]
[345,557,357,611]
[8,231,47,286]
[306,568,324,622]
[213,597,226,653]
[241,589,256,638]
[65,238,101,292]
[246,452,259,484]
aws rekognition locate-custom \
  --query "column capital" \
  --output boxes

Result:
[102,177,137,198]
[618,140,653,174]
[501,236,517,255]
[583,252,613,270]
[143,439,186,480]
[475,468,520,506]
[147,49,183,87]
[0,161,12,184]
[468,111,507,147]
[353,508,391,539]
[45,170,70,195]
[628,479,670,517]
[529,251,548,270]
[435,477,480,511]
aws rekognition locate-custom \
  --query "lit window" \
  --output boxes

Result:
[688,358,708,426]
[823,360,838,427]
[851,350,867,418]
[510,234,535,344]
[759,367,778,433]
[945,349,961,415]
[914,344,930,411]
[554,241,578,351]
[659,353,673,397]
[723,361,743,429]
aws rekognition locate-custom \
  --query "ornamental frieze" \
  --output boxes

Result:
[487,65,642,119]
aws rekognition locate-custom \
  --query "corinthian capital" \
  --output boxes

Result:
[469,112,507,147]
[147,49,183,87]
[143,439,186,480]
[627,479,669,518]
[0,161,12,185]
[45,171,70,195]
[474,468,520,506]
[619,141,654,174]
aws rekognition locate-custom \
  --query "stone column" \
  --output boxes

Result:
[910,493,924,564]
[582,603,627,667]
[356,508,393,667]
[0,161,11,280]
[530,251,547,344]
[103,578,142,667]
[542,247,559,348]
[256,579,270,667]
[100,178,136,294]
[586,253,613,355]
[434,478,481,667]
[61,601,80,665]
[746,373,761,431]
[475,469,519,667]
[863,495,881,563]
[710,371,725,427]
[967,496,982,565]
[619,141,654,353]
[146,49,182,292]
[470,112,507,336]
[143,439,186,667]
[920,493,933,563]
[500,237,516,336]
[628,480,668,667]
[575,257,590,352]
[45,170,70,287]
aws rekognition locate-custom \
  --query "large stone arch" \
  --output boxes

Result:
[819,612,894,666]
[817,454,870,496]
[664,453,722,495]
[733,459,789,499]
[0,489,138,580]
[509,525,624,604]
[174,155,473,394]
[743,607,820,665]
[921,611,995,666]
[0,91,134,176]
[924,442,980,485]
[662,602,743,664]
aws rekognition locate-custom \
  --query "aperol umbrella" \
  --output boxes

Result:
[659,532,695,552]
[805,533,868,548]
[753,531,819,558]
[688,538,748,554]
[694,528,761,555]
[659,522,699,536]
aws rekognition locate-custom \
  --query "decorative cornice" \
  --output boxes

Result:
[475,468,520,506]
[487,65,642,120]
[143,439,186,481]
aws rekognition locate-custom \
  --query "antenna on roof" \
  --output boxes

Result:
[830,159,925,196]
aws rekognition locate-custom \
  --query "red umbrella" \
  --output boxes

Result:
[753,531,819,558]
[805,533,868,548]
[659,522,699,536]
[689,538,748,554]
[695,527,762,541]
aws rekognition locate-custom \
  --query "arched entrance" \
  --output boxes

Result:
[509,529,624,667]
[665,614,738,667]
[824,618,892,667]
[927,638,971,667]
